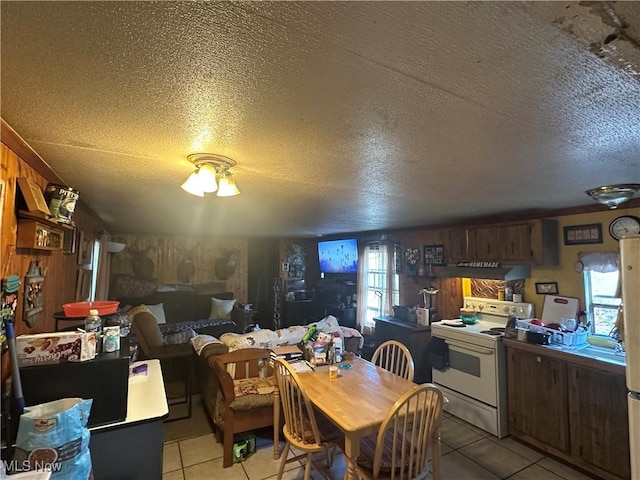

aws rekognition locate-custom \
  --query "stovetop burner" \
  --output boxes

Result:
[441,322,467,328]
[480,330,503,336]
[479,327,506,336]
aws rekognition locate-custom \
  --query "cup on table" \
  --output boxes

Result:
[342,351,355,362]
[329,365,339,379]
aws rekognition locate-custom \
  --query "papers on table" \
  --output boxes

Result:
[288,360,314,373]
[270,345,303,361]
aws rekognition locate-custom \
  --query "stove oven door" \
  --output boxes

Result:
[432,337,498,407]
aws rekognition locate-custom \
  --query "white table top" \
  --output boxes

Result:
[90,359,168,431]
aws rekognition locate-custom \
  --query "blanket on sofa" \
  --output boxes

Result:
[219,315,364,351]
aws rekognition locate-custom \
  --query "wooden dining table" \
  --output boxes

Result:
[273,356,425,480]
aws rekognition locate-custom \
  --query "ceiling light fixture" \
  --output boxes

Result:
[585,184,640,209]
[181,154,240,197]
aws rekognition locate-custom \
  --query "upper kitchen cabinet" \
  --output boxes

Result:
[466,219,558,266]
[467,225,500,261]
[516,218,558,266]
[443,227,467,263]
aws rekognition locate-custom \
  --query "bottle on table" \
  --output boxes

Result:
[327,341,335,364]
[84,309,103,356]
[332,332,343,362]
[103,316,121,353]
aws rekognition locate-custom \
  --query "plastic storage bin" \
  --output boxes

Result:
[516,319,588,347]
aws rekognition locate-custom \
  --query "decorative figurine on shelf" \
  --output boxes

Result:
[405,248,420,275]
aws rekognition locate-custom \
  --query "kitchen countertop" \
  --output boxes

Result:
[503,337,626,376]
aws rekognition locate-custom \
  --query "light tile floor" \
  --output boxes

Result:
[162,397,597,480]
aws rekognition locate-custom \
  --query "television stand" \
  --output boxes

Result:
[323,305,357,329]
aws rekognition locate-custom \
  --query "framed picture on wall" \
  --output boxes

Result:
[16,177,50,215]
[24,261,46,327]
[423,244,445,266]
[78,231,93,265]
[63,227,78,254]
[75,268,92,302]
[535,281,559,295]
[563,223,603,245]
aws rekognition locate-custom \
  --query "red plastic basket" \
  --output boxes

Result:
[62,301,120,318]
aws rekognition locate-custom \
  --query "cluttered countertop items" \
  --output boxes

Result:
[506,294,626,367]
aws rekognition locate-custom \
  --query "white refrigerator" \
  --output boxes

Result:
[621,234,640,479]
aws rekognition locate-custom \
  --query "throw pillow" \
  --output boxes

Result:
[209,297,236,320]
[126,305,149,323]
[142,303,167,324]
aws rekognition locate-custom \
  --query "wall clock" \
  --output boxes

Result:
[609,215,640,241]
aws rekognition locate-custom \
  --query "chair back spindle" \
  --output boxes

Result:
[371,340,415,381]
[360,384,444,480]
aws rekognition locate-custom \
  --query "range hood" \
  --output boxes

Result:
[439,262,531,281]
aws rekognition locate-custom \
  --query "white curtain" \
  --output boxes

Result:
[94,232,111,300]
[356,241,396,331]
[580,251,620,273]
[356,242,369,330]
[379,242,396,317]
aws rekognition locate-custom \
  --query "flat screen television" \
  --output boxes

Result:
[317,238,358,274]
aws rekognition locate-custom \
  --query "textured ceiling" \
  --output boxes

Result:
[1,1,639,237]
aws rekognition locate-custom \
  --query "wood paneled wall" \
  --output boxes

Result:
[386,229,463,320]
[1,141,107,382]
[109,234,249,302]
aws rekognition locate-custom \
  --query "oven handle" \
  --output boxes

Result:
[444,339,494,356]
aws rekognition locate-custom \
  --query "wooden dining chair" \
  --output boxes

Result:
[355,383,445,480]
[273,358,342,480]
[371,340,415,381]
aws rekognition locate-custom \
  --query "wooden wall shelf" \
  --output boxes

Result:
[17,218,65,250]
[18,210,75,230]
[16,212,74,251]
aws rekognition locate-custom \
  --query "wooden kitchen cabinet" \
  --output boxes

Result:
[505,339,630,480]
[464,219,558,266]
[443,227,467,263]
[499,219,559,265]
[498,223,532,262]
[436,218,557,266]
[567,365,631,479]
[466,225,499,261]
[507,348,569,452]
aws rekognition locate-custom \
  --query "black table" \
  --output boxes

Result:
[148,343,194,421]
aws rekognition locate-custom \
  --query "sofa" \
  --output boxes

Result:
[192,315,364,427]
[115,289,243,338]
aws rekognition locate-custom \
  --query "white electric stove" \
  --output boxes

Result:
[431,296,534,438]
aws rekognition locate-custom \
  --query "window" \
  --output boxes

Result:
[359,243,399,331]
[89,239,101,301]
[583,269,621,335]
